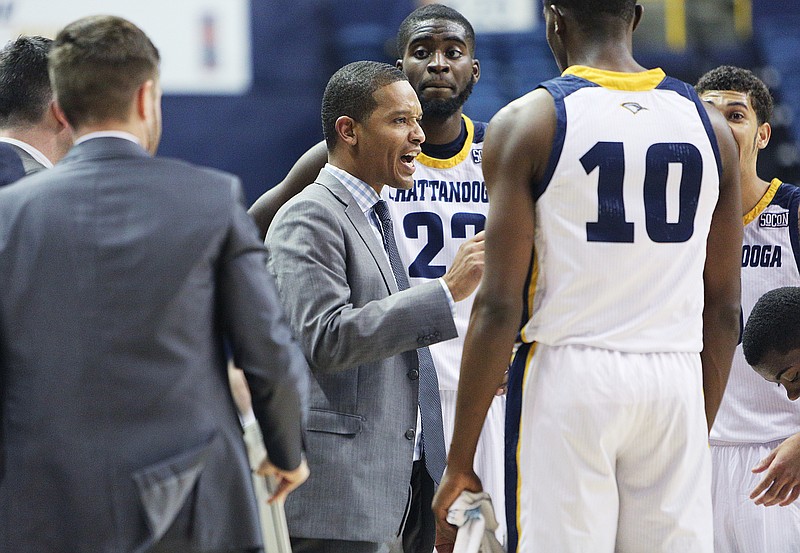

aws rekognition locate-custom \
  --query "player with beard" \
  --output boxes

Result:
[247,4,507,546]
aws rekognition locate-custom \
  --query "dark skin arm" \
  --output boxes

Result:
[700,103,743,432]
[248,140,328,239]
[432,94,742,544]
[431,89,555,546]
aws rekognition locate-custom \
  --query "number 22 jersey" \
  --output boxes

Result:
[520,66,723,353]
[382,114,487,391]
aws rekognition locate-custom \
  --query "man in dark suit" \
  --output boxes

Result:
[0,15,309,553]
[0,142,24,186]
[267,61,484,553]
[0,36,72,174]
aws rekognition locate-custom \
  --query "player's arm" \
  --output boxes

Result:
[700,104,742,431]
[248,140,328,239]
[750,431,800,506]
[431,89,555,544]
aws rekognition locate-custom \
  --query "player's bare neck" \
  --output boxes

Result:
[742,174,771,215]
[421,110,464,146]
[568,41,645,74]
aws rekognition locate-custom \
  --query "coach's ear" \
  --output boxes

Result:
[335,116,358,147]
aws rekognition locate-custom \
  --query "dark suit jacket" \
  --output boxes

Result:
[266,169,457,542]
[0,142,25,187]
[0,137,308,553]
[4,141,47,175]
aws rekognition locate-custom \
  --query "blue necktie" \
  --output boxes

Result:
[373,199,447,484]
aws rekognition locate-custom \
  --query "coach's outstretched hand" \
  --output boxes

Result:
[750,432,800,506]
[442,230,485,302]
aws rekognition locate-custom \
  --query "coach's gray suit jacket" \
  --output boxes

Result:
[0,137,309,553]
[267,168,457,543]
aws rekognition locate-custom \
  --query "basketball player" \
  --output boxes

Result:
[248,4,508,544]
[696,65,800,552]
[432,2,742,552]
[744,286,800,402]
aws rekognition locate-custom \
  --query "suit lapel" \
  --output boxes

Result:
[315,169,398,294]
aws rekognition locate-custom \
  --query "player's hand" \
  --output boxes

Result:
[750,432,800,506]
[257,456,310,504]
[432,467,483,547]
[496,367,509,396]
[442,231,485,302]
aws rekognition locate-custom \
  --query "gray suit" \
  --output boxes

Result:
[0,137,308,553]
[266,168,457,544]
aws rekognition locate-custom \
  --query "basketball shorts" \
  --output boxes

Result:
[506,343,712,553]
[711,440,800,552]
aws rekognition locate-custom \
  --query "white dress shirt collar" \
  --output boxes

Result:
[0,137,53,168]
[75,131,142,147]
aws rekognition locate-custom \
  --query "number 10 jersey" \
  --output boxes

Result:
[520,66,723,353]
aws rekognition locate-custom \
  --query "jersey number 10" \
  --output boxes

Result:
[582,141,703,243]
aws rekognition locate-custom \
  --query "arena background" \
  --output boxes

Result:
[6,0,800,204]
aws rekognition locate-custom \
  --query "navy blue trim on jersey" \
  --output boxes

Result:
[505,340,533,553]
[422,119,468,159]
[658,77,723,179]
[532,75,599,201]
[519,254,535,331]
[472,120,487,143]
[772,182,800,275]
[421,118,487,160]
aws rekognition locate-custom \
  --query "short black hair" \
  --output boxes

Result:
[743,287,800,366]
[396,4,476,57]
[695,65,774,125]
[0,36,52,128]
[545,0,637,34]
[321,61,407,150]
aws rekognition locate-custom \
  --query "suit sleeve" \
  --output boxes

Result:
[217,179,309,471]
[266,193,457,374]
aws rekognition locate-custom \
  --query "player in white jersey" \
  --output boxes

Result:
[248,5,507,547]
[382,114,507,545]
[745,286,800,401]
[696,65,800,552]
[433,2,742,553]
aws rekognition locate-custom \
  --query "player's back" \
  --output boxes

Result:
[522,67,722,353]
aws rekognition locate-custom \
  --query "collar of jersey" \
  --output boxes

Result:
[417,114,474,169]
[563,65,666,91]
[743,178,782,226]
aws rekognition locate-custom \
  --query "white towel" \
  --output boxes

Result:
[446,491,505,553]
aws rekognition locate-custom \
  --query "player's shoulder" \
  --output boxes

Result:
[776,180,800,193]
[488,88,555,145]
[773,179,800,206]
[469,118,488,144]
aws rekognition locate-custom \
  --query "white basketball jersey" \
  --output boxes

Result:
[382,115,487,390]
[710,179,800,444]
[520,67,722,352]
